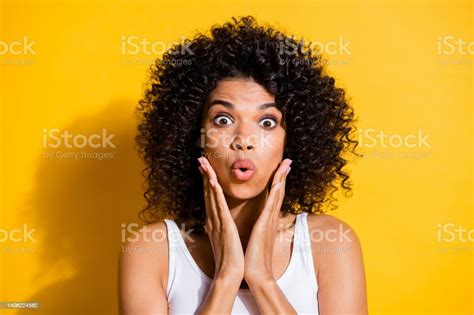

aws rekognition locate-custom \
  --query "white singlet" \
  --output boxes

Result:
[163,212,319,314]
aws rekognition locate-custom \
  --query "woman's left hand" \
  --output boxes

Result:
[244,158,293,284]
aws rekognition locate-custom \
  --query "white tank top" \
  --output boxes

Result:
[163,212,319,314]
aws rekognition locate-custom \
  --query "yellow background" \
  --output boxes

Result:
[0,0,472,314]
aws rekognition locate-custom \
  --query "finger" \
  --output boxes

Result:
[259,182,283,221]
[208,179,221,229]
[271,158,292,188]
[271,181,285,221]
[205,165,232,225]
[256,159,290,232]
[254,184,282,234]
[210,178,230,225]
[200,157,219,184]
[200,157,228,225]
[198,158,216,229]
[280,158,292,182]
[276,162,291,205]
[198,158,209,197]
[263,159,291,218]
[272,159,291,186]
[273,169,289,218]
[270,161,292,221]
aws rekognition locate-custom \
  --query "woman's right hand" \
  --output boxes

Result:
[198,156,245,284]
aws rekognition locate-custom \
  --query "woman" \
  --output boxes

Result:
[120,15,367,314]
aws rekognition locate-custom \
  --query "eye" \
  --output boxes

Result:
[259,116,277,129]
[213,114,233,126]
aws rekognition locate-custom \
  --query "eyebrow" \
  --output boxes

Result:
[207,99,277,111]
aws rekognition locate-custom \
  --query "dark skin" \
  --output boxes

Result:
[192,78,298,313]
[119,77,368,315]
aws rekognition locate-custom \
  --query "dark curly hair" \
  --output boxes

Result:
[135,15,359,233]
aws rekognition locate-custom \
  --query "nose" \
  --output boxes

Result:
[230,120,258,152]
[231,133,256,151]
[233,142,254,150]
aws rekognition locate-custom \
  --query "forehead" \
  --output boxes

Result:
[205,79,275,110]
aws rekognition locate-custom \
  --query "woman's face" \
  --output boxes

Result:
[200,78,286,200]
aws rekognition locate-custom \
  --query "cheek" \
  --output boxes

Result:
[202,126,286,189]
[202,126,228,153]
[259,130,285,160]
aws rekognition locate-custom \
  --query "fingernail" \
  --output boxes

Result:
[209,179,216,188]
[198,165,204,175]
[285,166,291,174]
[288,159,293,165]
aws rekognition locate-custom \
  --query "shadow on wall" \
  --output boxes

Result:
[18,99,146,315]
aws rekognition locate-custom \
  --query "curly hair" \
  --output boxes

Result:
[135,15,359,232]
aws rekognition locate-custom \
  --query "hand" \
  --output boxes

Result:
[197,156,245,283]
[243,158,293,284]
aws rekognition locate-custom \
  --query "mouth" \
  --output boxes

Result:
[231,168,256,181]
[230,159,256,181]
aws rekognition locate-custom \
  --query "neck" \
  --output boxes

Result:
[224,187,269,248]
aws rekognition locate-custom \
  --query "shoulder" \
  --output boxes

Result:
[306,213,368,313]
[306,213,363,268]
[119,221,169,314]
[306,213,361,249]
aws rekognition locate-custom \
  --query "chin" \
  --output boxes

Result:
[223,183,264,200]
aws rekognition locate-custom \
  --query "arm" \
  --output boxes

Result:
[247,277,297,314]
[196,276,242,314]
[119,222,169,315]
[244,159,297,314]
[195,157,246,314]
[310,214,368,315]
